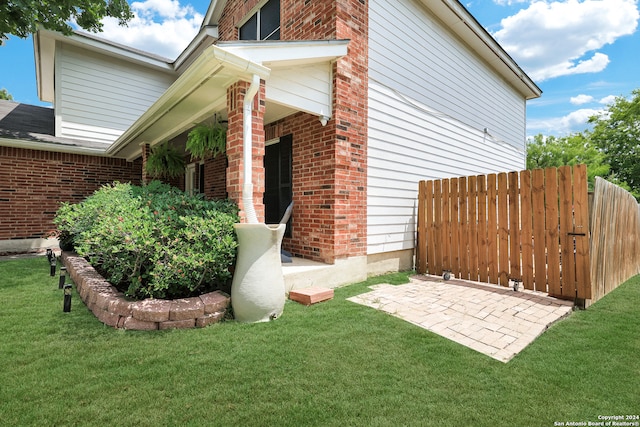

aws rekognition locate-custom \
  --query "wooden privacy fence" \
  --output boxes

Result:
[589,177,640,302]
[417,165,591,302]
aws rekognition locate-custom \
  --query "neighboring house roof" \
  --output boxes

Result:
[0,100,110,154]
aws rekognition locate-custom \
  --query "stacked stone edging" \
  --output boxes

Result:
[61,252,230,330]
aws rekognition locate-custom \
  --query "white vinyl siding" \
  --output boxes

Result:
[367,0,528,255]
[55,44,175,144]
[267,63,333,118]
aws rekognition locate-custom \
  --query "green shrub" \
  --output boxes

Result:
[54,181,239,300]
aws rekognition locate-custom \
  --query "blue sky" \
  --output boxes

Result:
[0,0,638,137]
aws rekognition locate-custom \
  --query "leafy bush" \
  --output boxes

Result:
[54,181,239,300]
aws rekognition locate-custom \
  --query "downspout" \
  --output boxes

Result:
[242,74,261,224]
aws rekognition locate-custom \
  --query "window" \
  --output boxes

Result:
[239,0,280,41]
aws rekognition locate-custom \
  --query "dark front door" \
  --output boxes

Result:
[264,134,292,235]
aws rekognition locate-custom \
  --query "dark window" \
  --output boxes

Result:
[264,134,292,236]
[239,0,280,41]
[239,14,257,40]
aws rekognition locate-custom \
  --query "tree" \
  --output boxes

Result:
[526,133,610,189]
[0,0,133,40]
[0,88,12,100]
[588,89,640,195]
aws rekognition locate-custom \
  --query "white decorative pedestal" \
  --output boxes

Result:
[231,223,286,322]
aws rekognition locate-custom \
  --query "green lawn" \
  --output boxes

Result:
[0,257,638,426]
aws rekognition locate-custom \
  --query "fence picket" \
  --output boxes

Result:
[520,170,534,290]
[497,173,509,287]
[459,177,469,280]
[477,175,489,283]
[450,178,460,277]
[573,164,591,299]
[426,180,435,275]
[558,165,575,298]
[442,179,451,274]
[508,172,521,282]
[469,176,479,282]
[487,174,498,284]
[417,181,427,273]
[531,169,547,292]
[545,168,561,297]
[434,180,443,276]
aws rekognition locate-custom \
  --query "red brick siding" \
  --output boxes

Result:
[219,0,337,41]
[218,0,368,263]
[0,146,142,240]
[202,154,227,199]
[226,80,266,222]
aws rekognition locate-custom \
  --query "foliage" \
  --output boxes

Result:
[526,133,610,189]
[186,121,227,160]
[588,89,640,197]
[54,181,239,299]
[0,88,12,100]
[144,142,186,179]
[0,0,133,39]
[2,258,640,426]
[528,88,640,199]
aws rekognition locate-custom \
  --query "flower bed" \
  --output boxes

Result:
[62,252,230,330]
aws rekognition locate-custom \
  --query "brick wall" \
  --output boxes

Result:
[202,154,227,199]
[0,146,142,241]
[218,0,368,263]
[226,79,267,222]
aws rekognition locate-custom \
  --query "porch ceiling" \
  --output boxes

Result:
[106,45,270,161]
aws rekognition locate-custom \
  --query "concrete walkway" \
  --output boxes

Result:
[347,275,574,362]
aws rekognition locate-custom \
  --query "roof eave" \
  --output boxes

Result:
[0,137,110,157]
[217,39,350,67]
[173,26,219,72]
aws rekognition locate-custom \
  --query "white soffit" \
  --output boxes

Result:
[107,44,270,161]
[218,40,349,68]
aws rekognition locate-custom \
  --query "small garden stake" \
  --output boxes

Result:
[63,284,72,312]
[58,267,66,289]
[50,254,56,277]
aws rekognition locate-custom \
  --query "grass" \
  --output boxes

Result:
[0,256,638,426]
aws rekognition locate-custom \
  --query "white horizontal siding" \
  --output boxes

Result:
[367,0,529,256]
[369,0,525,147]
[56,44,175,144]
[266,63,332,117]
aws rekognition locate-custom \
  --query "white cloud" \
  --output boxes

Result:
[599,95,618,105]
[528,108,602,135]
[494,0,639,81]
[570,94,594,105]
[90,0,203,60]
[493,0,528,5]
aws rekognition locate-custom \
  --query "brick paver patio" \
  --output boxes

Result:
[347,275,574,362]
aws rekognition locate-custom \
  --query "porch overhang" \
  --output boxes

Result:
[106,45,270,161]
[107,40,348,161]
[221,40,349,124]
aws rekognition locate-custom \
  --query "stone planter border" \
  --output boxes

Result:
[61,252,230,330]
